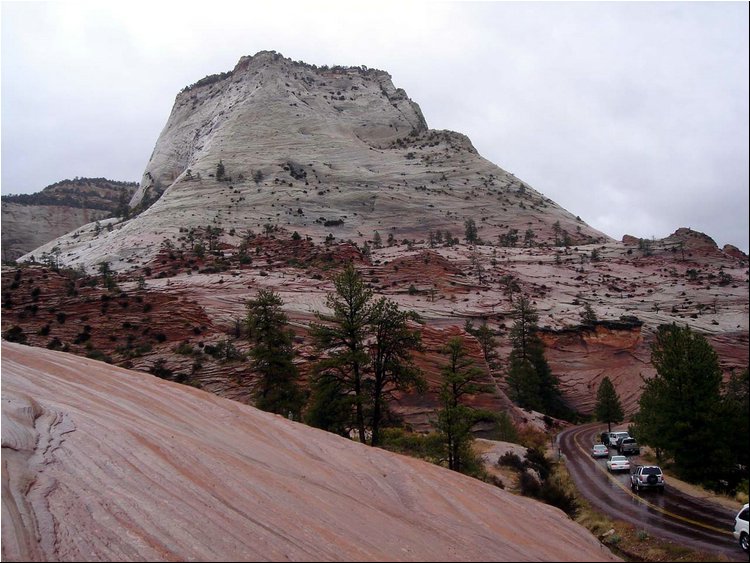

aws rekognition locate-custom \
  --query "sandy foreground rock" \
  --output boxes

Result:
[0,341,619,562]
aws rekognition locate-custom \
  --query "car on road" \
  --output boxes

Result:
[733,503,749,552]
[617,437,640,456]
[591,444,609,458]
[630,465,665,492]
[606,455,630,472]
[608,431,630,448]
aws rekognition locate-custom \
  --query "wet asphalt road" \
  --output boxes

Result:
[558,423,745,561]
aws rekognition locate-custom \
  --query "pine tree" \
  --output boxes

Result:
[246,289,304,419]
[632,323,724,483]
[305,372,353,437]
[464,218,479,244]
[435,337,487,472]
[506,296,562,415]
[595,377,623,432]
[310,264,372,443]
[580,302,597,326]
[310,265,423,445]
[721,368,749,477]
[465,320,499,370]
[368,298,424,446]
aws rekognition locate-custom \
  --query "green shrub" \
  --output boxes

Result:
[3,325,27,344]
[86,349,112,363]
[379,428,444,461]
[497,451,524,470]
[174,341,194,355]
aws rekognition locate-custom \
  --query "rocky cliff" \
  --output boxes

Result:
[8,51,747,422]
[23,50,608,272]
[1,178,136,261]
[1,341,618,562]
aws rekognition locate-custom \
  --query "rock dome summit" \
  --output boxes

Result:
[25,50,609,272]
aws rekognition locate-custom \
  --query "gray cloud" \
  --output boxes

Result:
[2,1,747,252]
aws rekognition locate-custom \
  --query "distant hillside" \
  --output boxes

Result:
[1,177,137,261]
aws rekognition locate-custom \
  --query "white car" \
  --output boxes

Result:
[733,503,749,553]
[606,455,630,472]
[591,444,608,458]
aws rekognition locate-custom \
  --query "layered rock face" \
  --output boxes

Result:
[2,178,136,261]
[24,50,608,272]
[1,341,619,562]
[1,203,111,261]
[9,51,747,421]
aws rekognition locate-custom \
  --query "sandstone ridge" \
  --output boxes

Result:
[1,341,618,562]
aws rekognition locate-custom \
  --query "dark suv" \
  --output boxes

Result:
[630,465,665,492]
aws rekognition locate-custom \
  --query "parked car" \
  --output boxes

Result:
[606,455,631,472]
[617,437,640,456]
[733,503,749,553]
[591,444,609,458]
[608,431,629,448]
[630,465,665,492]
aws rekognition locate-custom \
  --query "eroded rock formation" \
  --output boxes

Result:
[1,341,619,562]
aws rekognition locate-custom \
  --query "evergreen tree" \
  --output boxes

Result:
[305,372,353,437]
[246,289,304,419]
[464,218,479,244]
[368,298,424,446]
[310,265,424,445]
[721,368,749,477]
[632,323,725,483]
[552,220,562,246]
[310,264,372,443]
[580,302,597,326]
[216,160,225,181]
[465,320,500,370]
[505,296,562,415]
[435,337,487,472]
[373,230,382,249]
[630,375,670,461]
[595,377,623,432]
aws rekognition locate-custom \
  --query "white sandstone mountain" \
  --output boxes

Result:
[24,50,609,271]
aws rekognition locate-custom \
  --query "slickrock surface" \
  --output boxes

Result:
[1,341,619,562]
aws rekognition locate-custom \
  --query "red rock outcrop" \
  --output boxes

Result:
[538,323,653,415]
[1,341,619,562]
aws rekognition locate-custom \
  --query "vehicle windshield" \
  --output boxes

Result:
[642,467,662,475]
[611,456,627,462]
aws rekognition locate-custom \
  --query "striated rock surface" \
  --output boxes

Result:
[8,52,747,423]
[2,178,136,261]
[23,50,609,272]
[1,341,619,562]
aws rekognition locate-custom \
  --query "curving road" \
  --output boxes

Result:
[558,423,745,561]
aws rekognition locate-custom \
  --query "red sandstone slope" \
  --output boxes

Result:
[0,341,618,562]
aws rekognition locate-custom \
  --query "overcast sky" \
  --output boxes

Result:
[2,1,748,252]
